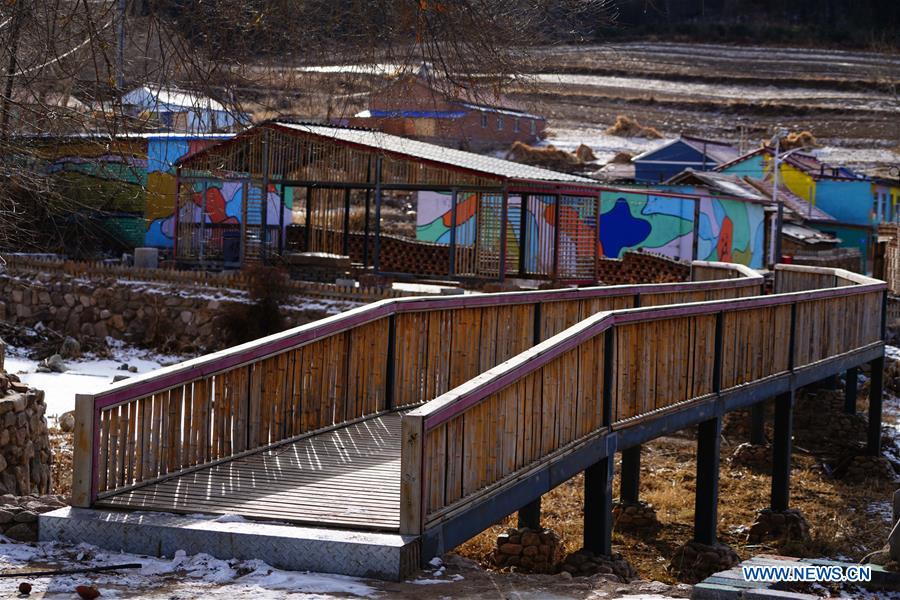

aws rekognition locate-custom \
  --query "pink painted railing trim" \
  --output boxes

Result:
[90,264,761,409]
[413,276,885,430]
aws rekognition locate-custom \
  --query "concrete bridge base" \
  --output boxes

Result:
[39,507,420,581]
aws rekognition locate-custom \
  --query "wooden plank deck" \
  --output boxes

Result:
[96,412,403,531]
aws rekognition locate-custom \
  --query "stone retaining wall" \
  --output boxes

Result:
[0,352,51,497]
[0,270,359,354]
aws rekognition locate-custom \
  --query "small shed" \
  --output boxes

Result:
[632,136,740,183]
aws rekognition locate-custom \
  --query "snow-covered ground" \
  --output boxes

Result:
[0,538,379,599]
[4,343,185,418]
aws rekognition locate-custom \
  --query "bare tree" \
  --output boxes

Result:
[0,0,613,254]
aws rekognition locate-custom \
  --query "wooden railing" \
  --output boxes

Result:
[773,263,867,293]
[72,261,762,506]
[400,265,885,535]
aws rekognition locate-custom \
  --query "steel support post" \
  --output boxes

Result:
[771,391,794,512]
[694,416,722,546]
[584,456,613,555]
[620,445,641,504]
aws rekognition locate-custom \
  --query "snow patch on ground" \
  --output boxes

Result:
[543,126,663,163]
[0,539,377,598]
[4,343,186,417]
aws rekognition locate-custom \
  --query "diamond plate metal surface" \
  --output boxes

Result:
[39,508,419,580]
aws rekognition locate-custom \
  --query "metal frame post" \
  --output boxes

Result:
[620,445,641,504]
[499,187,509,282]
[593,194,601,283]
[240,181,248,265]
[844,367,858,414]
[373,157,384,272]
[342,188,351,257]
[518,498,541,530]
[278,184,286,256]
[449,189,458,276]
[304,186,312,252]
[363,187,371,267]
[199,181,208,263]
[260,130,270,263]
[694,415,721,546]
[750,402,766,445]
[771,391,794,512]
[519,194,529,277]
[551,193,561,281]
[691,197,701,261]
[868,356,884,454]
[584,456,613,555]
[173,167,181,261]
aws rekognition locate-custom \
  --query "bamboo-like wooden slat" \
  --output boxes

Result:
[77,261,763,504]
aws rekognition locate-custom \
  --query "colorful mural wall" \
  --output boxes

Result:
[33,134,295,252]
[416,189,766,269]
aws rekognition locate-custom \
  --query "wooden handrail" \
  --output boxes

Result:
[400,266,885,534]
[71,261,762,507]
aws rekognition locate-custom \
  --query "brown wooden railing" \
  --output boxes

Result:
[72,261,761,506]
[400,265,885,535]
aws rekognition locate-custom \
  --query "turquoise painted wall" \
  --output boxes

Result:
[719,154,765,179]
[813,180,873,226]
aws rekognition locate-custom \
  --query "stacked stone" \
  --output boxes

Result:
[730,442,772,471]
[0,374,51,496]
[668,541,740,584]
[492,527,561,573]
[0,494,67,541]
[0,273,337,353]
[885,358,900,395]
[793,391,867,451]
[747,508,811,553]
[612,500,660,535]
[558,550,637,581]
[838,454,897,483]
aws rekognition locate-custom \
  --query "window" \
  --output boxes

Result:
[497,116,504,130]
[480,113,488,128]
[514,118,520,133]
[530,119,536,135]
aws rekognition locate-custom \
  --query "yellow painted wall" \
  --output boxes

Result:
[762,154,816,203]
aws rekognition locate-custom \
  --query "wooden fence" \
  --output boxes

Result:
[71,261,762,506]
[400,264,885,534]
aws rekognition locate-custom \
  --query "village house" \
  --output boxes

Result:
[121,85,244,133]
[631,135,741,183]
[342,69,547,151]
[661,169,858,270]
[716,146,900,272]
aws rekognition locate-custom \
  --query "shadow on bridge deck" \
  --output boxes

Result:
[95,412,403,531]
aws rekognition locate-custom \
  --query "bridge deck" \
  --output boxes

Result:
[96,412,403,531]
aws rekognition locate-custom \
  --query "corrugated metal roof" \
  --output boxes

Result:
[782,222,840,245]
[632,136,739,164]
[274,122,595,184]
[679,136,741,165]
[743,177,837,222]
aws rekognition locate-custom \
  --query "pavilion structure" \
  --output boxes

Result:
[174,121,602,281]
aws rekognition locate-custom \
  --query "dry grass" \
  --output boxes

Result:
[457,395,895,583]
[505,141,589,173]
[779,131,819,150]
[50,428,73,498]
[606,115,663,139]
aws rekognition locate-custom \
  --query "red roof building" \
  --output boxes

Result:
[341,70,546,152]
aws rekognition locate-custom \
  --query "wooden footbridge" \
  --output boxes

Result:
[43,262,886,580]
